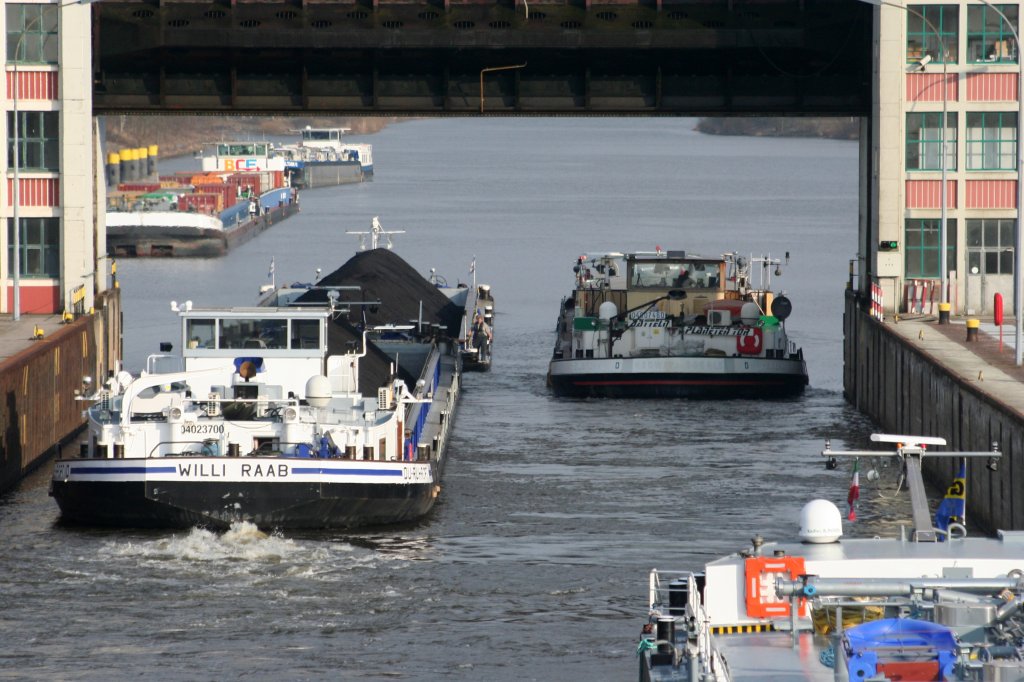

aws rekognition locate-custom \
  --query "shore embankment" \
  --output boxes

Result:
[102,116,397,158]
[696,117,859,140]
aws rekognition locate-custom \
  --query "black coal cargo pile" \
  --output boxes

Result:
[295,248,464,394]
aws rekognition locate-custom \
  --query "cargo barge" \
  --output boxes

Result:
[49,246,467,530]
[548,249,808,399]
[276,126,373,189]
[106,141,299,258]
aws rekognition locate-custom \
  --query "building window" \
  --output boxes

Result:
[905,218,957,279]
[5,4,58,64]
[906,112,957,171]
[6,111,59,171]
[967,4,1019,63]
[966,112,1017,170]
[908,5,959,64]
[966,218,1015,275]
[7,218,59,278]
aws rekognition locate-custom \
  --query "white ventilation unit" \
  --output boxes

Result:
[708,310,732,326]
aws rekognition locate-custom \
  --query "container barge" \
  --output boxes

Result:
[106,141,299,258]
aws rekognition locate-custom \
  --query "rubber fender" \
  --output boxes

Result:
[771,295,793,321]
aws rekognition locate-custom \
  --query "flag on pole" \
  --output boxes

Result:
[934,459,967,535]
[268,258,275,279]
[469,256,476,275]
[847,458,860,521]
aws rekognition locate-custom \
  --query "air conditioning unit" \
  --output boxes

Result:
[377,386,392,410]
[206,392,220,417]
[708,310,732,326]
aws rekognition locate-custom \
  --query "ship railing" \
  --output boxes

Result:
[647,569,729,679]
[143,439,365,459]
[146,353,184,374]
[647,569,729,681]
[121,395,306,423]
[189,395,302,421]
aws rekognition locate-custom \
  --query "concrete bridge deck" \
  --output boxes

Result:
[91,0,872,115]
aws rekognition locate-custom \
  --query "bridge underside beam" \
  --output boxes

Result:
[92,1,871,116]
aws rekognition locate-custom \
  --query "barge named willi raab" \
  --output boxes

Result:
[49,241,479,530]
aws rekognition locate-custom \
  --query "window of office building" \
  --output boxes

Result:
[7,218,59,278]
[6,111,59,171]
[967,4,1019,63]
[908,5,959,64]
[5,4,58,64]
[907,112,958,171]
[966,218,1015,275]
[966,112,1017,170]
[906,218,957,279]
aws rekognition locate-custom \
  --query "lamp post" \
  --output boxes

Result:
[861,0,950,319]
[970,1,1023,365]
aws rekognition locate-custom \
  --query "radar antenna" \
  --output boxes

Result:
[347,216,406,251]
[822,434,1001,542]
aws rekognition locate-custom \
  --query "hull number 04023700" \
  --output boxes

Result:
[181,424,225,435]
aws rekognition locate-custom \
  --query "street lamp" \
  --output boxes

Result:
[860,0,950,320]
[969,1,1023,366]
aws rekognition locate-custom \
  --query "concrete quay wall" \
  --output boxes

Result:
[844,291,1023,532]
[0,289,122,494]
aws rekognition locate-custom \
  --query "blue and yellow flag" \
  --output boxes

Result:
[934,459,966,534]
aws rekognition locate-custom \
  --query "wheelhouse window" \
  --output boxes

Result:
[291,319,321,349]
[630,261,719,289]
[905,218,957,279]
[216,143,267,156]
[966,218,1015,275]
[907,5,959,64]
[186,319,216,349]
[219,318,288,349]
[966,112,1017,170]
[906,112,957,171]
[7,217,59,278]
[967,4,1019,63]
[303,130,336,141]
[5,3,58,64]
[189,317,320,350]
[7,111,59,171]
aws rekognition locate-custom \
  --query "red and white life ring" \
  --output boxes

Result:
[744,556,808,618]
[736,327,763,355]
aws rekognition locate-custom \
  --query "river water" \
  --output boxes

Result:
[0,119,909,680]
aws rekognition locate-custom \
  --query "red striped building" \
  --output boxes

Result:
[875,1,1024,315]
[2,2,102,316]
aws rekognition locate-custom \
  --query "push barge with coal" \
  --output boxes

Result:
[49,246,468,530]
[548,249,807,399]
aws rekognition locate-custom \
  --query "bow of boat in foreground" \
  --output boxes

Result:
[637,435,1024,681]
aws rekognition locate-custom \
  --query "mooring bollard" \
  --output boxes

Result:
[938,302,950,325]
[966,318,980,342]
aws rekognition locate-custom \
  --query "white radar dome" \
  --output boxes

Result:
[305,375,332,408]
[598,301,618,320]
[799,499,843,544]
[740,302,761,326]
